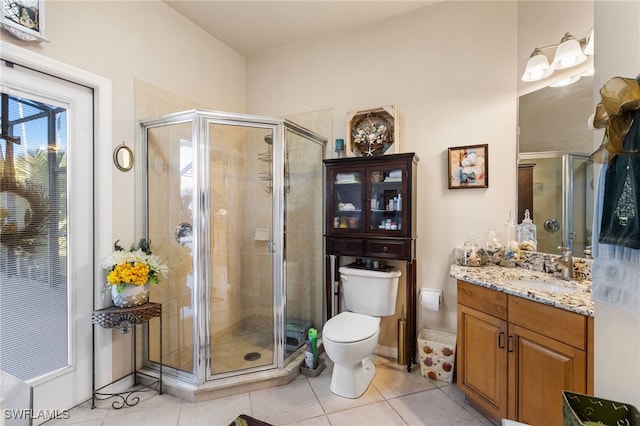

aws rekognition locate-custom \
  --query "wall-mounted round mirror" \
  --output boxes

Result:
[113,143,134,172]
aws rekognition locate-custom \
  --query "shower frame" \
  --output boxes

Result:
[139,109,326,386]
[519,151,593,256]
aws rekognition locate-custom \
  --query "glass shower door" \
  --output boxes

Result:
[146,121,196,378]
[208,123,275,376]
[569,155,593,257]
[283,126,325,358]
[531,156,564,253]
[520,153,593,255]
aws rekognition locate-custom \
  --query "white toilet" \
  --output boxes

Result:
[322,266,401,398]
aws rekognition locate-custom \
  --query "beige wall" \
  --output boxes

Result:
[246,1,519,336]
[593,0,640,407]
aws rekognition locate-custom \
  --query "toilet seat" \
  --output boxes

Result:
[323,312,379,343]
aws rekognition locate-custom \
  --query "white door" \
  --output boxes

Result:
[0,60,93,421]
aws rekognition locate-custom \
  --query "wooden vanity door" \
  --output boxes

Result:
[457,304,508,422]
[508,324,587,426]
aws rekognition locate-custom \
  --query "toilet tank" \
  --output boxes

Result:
[339,266,401,316]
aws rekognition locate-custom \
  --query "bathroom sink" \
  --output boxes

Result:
[506,279,579,294]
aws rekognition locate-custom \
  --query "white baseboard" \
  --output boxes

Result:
[375,344,397,360]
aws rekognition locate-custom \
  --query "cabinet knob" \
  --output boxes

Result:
[383,246,389,252]
[343,243,349,249]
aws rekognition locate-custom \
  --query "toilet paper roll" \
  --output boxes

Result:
[420,288,441,311]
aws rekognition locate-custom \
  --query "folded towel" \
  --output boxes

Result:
[336,173,356,182]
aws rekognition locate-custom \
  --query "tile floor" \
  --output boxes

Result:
[47,355,496,426]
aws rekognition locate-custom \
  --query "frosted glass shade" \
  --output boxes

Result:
[551,33,587,69]
[583,28,594,56]
[522,48,553,82]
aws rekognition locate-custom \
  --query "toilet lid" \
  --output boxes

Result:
[323,312,379,343]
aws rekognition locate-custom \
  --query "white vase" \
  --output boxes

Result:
[111,282,150,308]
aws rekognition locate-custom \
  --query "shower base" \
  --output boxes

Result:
[142,315,310,403]
[211,315,274,375]
[148,349,306,403]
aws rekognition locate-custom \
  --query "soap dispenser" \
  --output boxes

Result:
[516,209,537,251]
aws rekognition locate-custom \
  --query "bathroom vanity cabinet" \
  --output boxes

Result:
[324,153,418,369]
[456,280,594,425]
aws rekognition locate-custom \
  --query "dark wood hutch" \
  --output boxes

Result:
[324,152,418,370]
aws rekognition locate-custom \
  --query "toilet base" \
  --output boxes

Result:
[329,356,376,399]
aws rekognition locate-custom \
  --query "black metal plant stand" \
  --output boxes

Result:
[91,303,163,409]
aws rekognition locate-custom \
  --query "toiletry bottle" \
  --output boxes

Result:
[305,340,314,369]
[308,328,318,369]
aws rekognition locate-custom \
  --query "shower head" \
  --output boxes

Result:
[264,134,273,145]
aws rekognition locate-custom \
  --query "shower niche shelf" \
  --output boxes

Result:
[324,152,419,370]
[258,146,290,193]
[258,150,272,193]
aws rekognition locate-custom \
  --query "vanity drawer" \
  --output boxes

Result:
[367,239,411,259]
[327,237,365,256]
[457,280,507,320]
[508,295,587,350]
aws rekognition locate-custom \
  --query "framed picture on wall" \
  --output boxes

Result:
[1,0,47,42]
[448,144,488,189]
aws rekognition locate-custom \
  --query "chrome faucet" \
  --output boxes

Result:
[554,246,573,281]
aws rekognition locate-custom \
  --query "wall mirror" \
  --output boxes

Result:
[113,143,134,171]
[517,76,594,257]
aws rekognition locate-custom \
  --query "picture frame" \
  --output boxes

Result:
[1,0,47,42]
[346,105,398,157]
[448,144,488,189]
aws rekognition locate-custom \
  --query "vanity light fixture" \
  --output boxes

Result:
[522,28,594,83]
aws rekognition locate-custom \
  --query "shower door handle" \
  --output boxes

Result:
[176,222,193,245]
[268,240,275,253]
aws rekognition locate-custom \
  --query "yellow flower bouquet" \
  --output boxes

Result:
[102,239,168,295]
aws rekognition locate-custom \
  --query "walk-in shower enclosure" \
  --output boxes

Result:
[140,110,326,385]
[519,152,593,257]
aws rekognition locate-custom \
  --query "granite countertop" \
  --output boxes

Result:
[450,264,594,317]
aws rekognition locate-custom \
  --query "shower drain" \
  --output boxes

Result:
[244,352,261,361]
